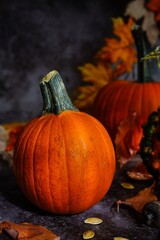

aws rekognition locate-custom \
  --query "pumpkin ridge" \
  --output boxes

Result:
[126,82,138,114]
[32,115,54,208]
[58,116,70,213]
[79,113,116,201]
[149,83,158,115]
[13,117,43,190]
[13,118,38,180]
[152,83,160,112]
[92,117,116,183]
[108,82,132,137]
[47,115,57,212]
[138,82,143,117]
[46,115,63,213]
[25,115,52,207]
[95,83,117,134]
[37,114,58,212]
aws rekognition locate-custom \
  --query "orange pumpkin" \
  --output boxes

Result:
[93,25,160,141]
[13,70,116,214]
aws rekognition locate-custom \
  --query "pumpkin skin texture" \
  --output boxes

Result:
[93,25,160,141]
[13,70,116,214]
[94,80,160,141]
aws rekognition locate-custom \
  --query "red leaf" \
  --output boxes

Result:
[0,221,60,240]
[115,111,144,167]
[117,183,157,213]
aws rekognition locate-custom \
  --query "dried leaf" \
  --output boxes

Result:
[115,111,144,167]
[117,183,157,213]
[127,162,153,180]
[0,221,60,240]
[5,125,25,152]
[75,63,113,109]
[75,17,136,110]
[97,18,136,75]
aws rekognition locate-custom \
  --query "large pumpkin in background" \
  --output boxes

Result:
[13,70,116,214]
[93,25,160,141]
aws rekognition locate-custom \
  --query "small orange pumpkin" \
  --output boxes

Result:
[93,25,160,141]
[13,70,116,214]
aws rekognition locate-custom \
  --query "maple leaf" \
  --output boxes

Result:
[117,183,157,213]
[115,111,144,167]
[97,17,137,75]
[74,63,114,109]
[75,17,137,110]
[0,221,60,240]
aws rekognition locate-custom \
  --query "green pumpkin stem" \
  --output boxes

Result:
[131,25,152,83]
[40,81,53,114]
[40,70,79,114]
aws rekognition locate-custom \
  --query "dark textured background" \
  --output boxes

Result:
[0,0,130,123]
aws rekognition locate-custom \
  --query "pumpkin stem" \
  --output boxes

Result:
[40,81,54,114]
[131,25,152,83]
[40,70,79,114]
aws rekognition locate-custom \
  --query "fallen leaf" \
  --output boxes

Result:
[127,162,153,180]
[0,221,60,240]
[115,111,144,167]
[117,183,157,213]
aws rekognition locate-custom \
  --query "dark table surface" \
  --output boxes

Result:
[0,157,160,240]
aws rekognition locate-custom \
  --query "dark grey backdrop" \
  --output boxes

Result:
[0,0,130,123]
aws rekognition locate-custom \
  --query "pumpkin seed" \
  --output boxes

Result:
[83,230,95,239]
[84,217,103,225]
[121,182,135,189]
[113,237,129,240]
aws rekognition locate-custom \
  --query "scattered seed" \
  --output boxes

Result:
[83,230,95,239]
[84,217,103,225]
[121,182,135,189]
[113,237,129,240]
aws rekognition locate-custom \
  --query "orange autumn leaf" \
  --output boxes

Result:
[75,17,137,110]
[115,111,144,167]
[117,183,157,213]
[74,63,114,109]
[2,122,26,152]
[97,17,137,75]
[0,221,60,240]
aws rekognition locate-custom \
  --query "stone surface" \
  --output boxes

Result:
[0,160,159,240]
